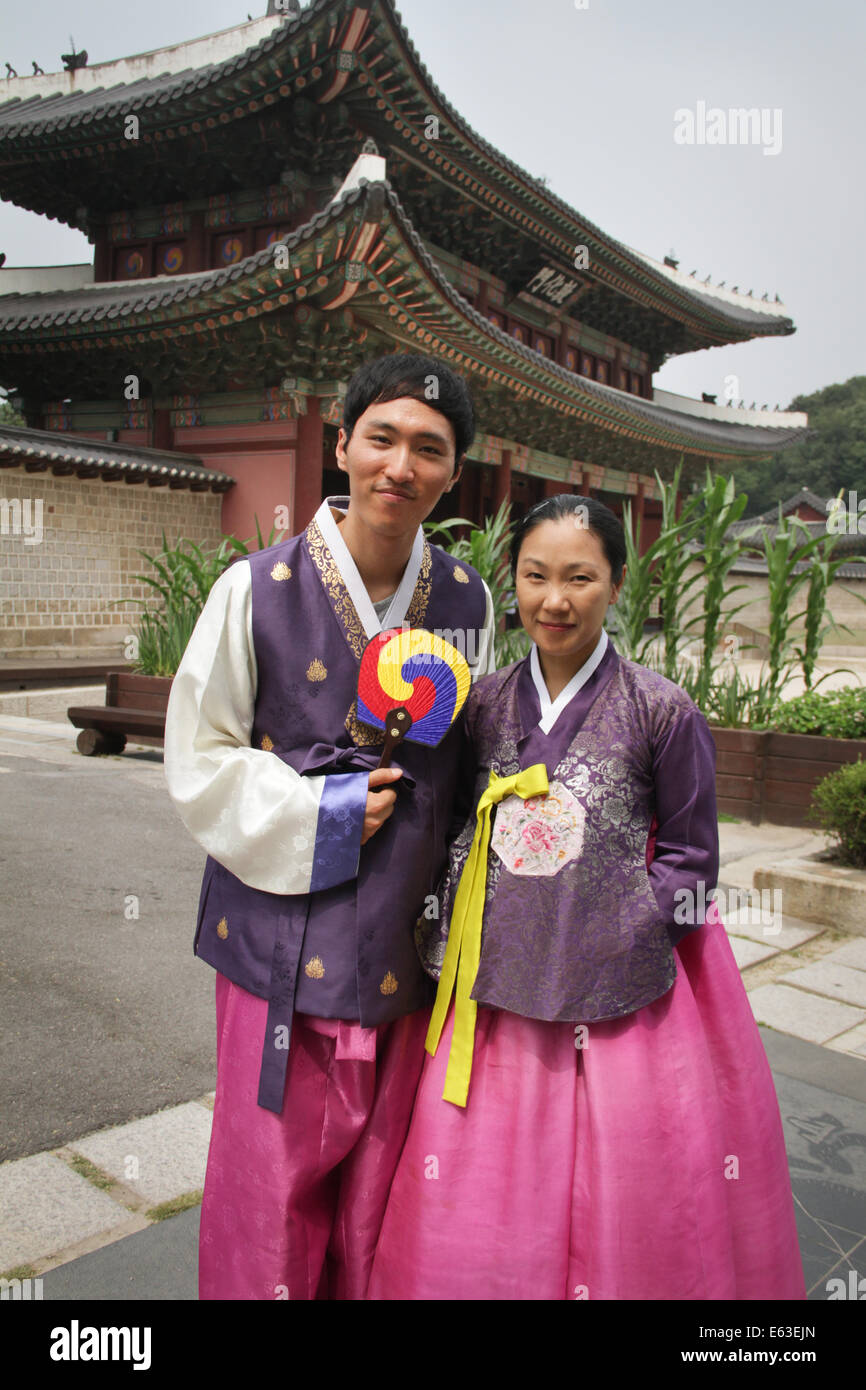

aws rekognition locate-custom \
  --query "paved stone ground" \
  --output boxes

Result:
[718,822,866,1058]
[0,717,213,1163]
[1,711,864,1299]
[28,1039,866,1303]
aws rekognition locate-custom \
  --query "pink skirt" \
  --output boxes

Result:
[368,908,806,1300]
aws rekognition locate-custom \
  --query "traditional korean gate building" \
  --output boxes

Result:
[0,1,807,660]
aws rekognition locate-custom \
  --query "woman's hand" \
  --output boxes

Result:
[361,767,403,843]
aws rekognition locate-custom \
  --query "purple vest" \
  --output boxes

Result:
[192,514,487,1112]
[418,652,690,1023]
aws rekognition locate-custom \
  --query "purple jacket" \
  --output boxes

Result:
[417,645,719,1022]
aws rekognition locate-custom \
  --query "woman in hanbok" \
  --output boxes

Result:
[367,494,805,1301]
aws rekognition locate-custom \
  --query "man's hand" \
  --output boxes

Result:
[361,767,403,844]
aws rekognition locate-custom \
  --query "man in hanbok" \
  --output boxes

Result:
[164,353,495,1299]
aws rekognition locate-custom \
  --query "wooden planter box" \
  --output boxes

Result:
[67,672,173,755]
[712,726,866,826]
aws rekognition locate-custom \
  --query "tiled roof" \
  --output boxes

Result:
[728,552,866,578]
[0,178,807,459]
[0,14,305,138]
[0,424,234,490]
[730,487,829,529]
[0,0,792,340]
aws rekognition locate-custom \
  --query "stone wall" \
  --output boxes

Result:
[0,469,225,660]
[679,560,866,656]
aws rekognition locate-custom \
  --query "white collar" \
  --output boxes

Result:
[530,628,609,734]
[313,496,425,640]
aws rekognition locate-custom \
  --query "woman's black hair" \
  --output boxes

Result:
[510,494,626,585]
[341,352,475,471]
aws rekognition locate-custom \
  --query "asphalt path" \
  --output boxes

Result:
[0,730,214,1162]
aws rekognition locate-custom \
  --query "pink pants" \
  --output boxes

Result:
[198,972,430,1300]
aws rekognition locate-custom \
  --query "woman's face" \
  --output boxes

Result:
[514,517,624,666]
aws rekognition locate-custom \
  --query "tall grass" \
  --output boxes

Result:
[112,520,285,676]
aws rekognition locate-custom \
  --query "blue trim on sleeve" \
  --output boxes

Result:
[310,771,368,893]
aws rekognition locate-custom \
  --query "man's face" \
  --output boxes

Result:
[335,396,462,540]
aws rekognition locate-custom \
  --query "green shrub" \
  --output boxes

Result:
[769,686,866,740]
[808,757,866,867]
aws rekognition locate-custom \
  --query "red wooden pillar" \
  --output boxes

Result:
[492,448,512,517]
[93,235,110,283]
[543,478,562,499]
[293,395,324,532]
[458,464,483,525]
[151,406,172,452]
[557,320,570,368]
[186,212,206,274]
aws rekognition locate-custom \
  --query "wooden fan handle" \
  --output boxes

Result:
[376,707,413,769]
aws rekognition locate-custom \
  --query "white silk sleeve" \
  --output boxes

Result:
[163,561,363,895]
[473,582,498,678]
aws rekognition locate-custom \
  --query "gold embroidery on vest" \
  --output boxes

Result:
[304,519,432,742]
[306,658,327,682]
[260,733,274,751]
[304,517,366,659]
[345,542,433,744]
[305,956,325,979]
[380,971,398,996]
[216,917,229,940]
[405,539,433,627]
[345,700,385,748]
[452,564,469,584]
[270,562,292,581]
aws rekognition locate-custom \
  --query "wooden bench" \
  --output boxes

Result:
[67,673,173,756]
[0,659,128,693]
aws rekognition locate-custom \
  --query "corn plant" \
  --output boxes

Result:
[685,470,755,708]
[610,500,657,663]
[681,492,858,720]
[611,462,701,668]
[615,462,733,682]
[793,527,863,689]
[760,509,840,709]
[652,461,707,679]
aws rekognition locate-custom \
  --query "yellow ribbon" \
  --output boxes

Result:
[425,763,549,1106]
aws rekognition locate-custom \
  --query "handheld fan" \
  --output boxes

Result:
[357,627,472,768]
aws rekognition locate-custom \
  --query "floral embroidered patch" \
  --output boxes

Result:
[490,779,585,877]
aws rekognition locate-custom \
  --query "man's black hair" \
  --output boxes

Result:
[510,494,627,586]
[341,353,475,470]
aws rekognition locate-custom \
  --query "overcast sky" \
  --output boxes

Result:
[1,0,862,411]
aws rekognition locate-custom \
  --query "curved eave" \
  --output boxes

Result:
[350,1,794,344]
[0,8,319,140]
[0,179,805,462]
[0,424,234,490]
[0,0,792,349]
